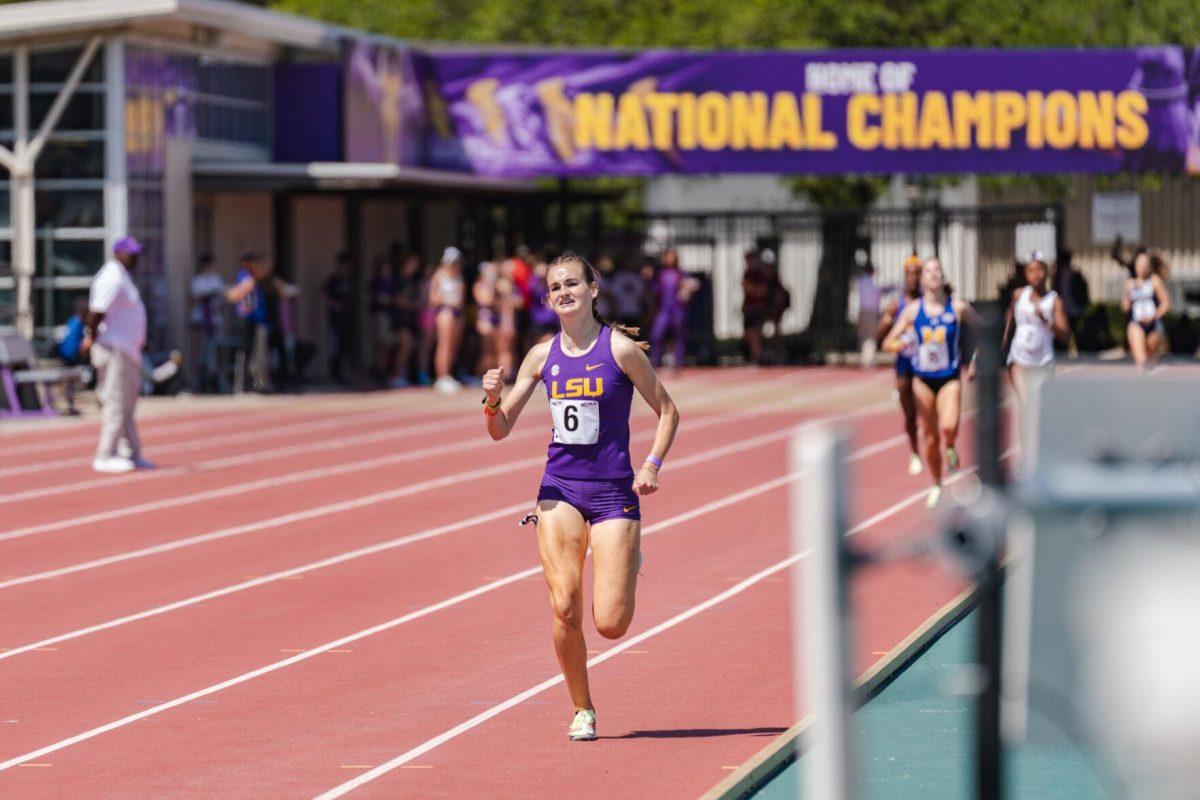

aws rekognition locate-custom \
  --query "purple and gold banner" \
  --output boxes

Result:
[412,47,1200,176]
[344,40,426,167]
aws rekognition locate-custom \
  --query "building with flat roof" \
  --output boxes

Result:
[5,4,1199,369]
[0,0,601,375]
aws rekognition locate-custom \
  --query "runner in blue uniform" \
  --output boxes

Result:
[481,252,680,742]
[883,257,979,507]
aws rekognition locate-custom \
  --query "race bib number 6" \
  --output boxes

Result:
[551,399,600,445]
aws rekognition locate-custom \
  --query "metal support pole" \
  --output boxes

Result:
[974,306,1005,800]
[794,427,856,800]
[24,36,102,164]
[10,37,103,339]
[12,45,35,339]
[12,169,35,339]
[104,36,127,254]
[41,232,55,332]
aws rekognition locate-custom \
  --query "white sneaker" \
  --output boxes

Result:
[93,456,136,474]
[907,453,924,476]
[132,456,156,470]
[568,708,596,741]
[926,486,943,508]
[151,355,180,384]
[433,376,462,394]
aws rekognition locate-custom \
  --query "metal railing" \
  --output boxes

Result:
[568,203,1063,356]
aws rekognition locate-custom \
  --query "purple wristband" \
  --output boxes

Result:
[645,455,663,469]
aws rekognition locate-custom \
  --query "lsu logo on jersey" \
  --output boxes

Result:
[549,378,604,399]
[921,326,947,344]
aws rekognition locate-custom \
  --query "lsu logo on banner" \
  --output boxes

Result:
[550,378,604,399]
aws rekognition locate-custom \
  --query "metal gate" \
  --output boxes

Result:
[450,198,1063,361]
[627,203,1063,357]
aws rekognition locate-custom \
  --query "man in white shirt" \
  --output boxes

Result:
[83,237,149,473]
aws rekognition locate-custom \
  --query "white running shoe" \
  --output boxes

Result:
[93,456,136,474]
[151,351,182,384]
[433,376,462,394]
[945,446,960,473]
[568,708,596,741]
[926,486,943,508]
[907,453,924,476]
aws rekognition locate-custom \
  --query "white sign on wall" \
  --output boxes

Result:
[1092,192,1141,245]
[1015,223,1056,263]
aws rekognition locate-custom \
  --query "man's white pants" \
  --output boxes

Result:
[91,343,142,460]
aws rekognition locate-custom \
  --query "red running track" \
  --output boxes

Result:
[0,369,978,798]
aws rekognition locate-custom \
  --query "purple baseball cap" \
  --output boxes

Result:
[113,236,143,255]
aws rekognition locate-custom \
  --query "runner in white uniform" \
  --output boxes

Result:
[1003,254,1069,406]
[1121,251,1171,370]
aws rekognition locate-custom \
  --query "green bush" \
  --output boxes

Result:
[1164,313,1200,356]
[1075,303,1200,356]
[1075,303,1124,352]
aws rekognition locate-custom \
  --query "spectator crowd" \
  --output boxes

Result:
[146,231,1196,397]
[179,243,730,395]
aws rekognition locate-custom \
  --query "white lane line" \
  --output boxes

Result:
[312,449,1011,799]
[0,375,732,457]
[0,501,522,661]
[0,406,390,466]
[0,414,466,505]
[0,421,843,660]
[0,417,896,773]
[0,370,793,508]
[0,373,880,544]
[4,372,754,489]
[0,406,438,480]
[0,426,537,543]
[315,550,817,799]
[0,385,893,589]
[0,405,330,457]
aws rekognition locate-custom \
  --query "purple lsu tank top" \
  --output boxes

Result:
[542,326,634,479]
[657,268,684,310]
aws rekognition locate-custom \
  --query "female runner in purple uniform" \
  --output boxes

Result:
[481,252,680,742]
[649,248,699,368]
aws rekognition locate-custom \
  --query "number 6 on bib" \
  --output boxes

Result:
[551,399,600,445]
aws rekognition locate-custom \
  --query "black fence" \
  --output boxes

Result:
[456,199,1064,362]
[561,204,1063,358]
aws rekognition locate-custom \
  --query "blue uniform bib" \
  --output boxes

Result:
[912,299,960,380]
